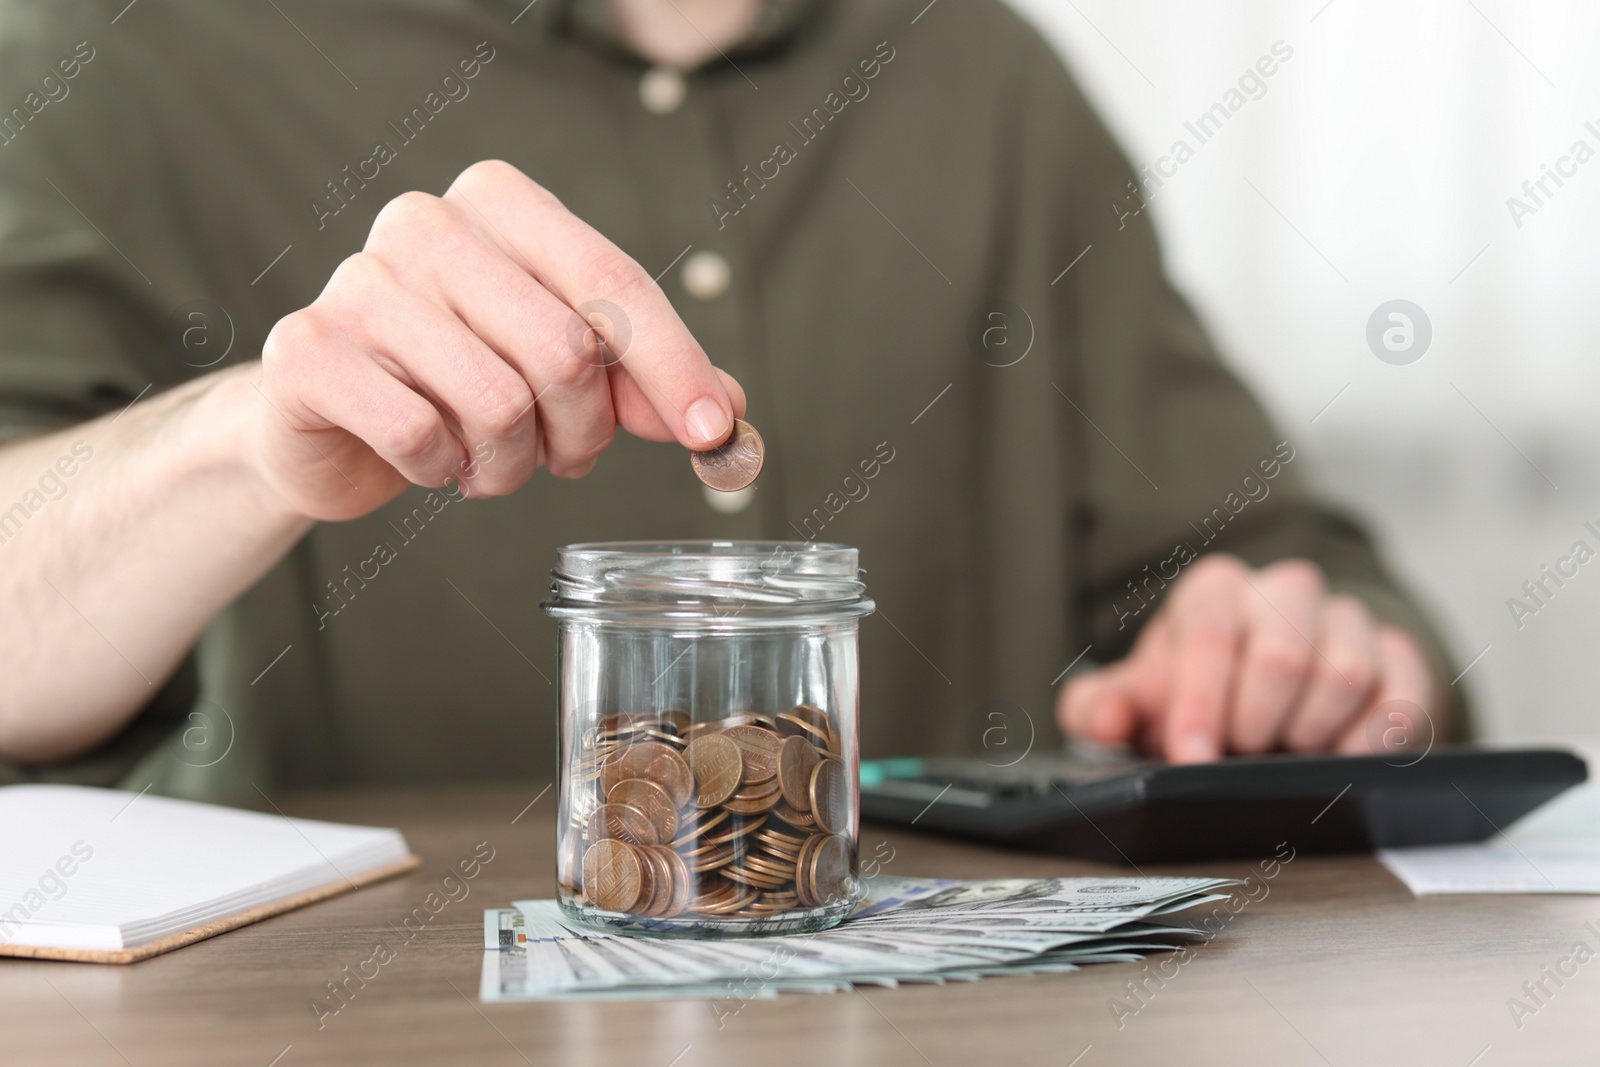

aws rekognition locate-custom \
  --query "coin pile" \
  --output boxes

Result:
[565,704,855,920]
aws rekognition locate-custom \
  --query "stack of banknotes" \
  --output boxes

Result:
[480,874,1240,1002]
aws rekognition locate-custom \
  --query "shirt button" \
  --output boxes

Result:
[703,483,756,514]
[682,251,731,300]
[639,67,686,115]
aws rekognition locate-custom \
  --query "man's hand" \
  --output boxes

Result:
[1057,555,1440,763]
[254,160,744,521]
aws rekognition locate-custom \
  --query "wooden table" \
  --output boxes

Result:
[5,784,1595,1066]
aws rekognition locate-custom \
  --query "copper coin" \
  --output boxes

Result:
[771,800,817,830]
[687,843,739,873]
[777,735,821,810]
[731,777,781,800]
[690,418,765,492]
[808,834,853,908]
[636,727,688,748]
[656,846,691,917]
[724,725,781,783]
[783,703,831,735]
[682,713,760,740]
[700,884,760,914]
[704,814,766,845]
[634,846,661,914]
[754,827,806,857]
[686,831,747,856]
[684,734,742,808]
[775,716,832,754]
[598,712,657,736]
[793,833,822,907]
[689,877,737,911]
[671,806,730,846]
[607,778,679,843]
[809,758,849,836]
[723,864,788,890]
[747,891,801,913]
[649,845,680,917]
[723,787,782,816]
[601,741,693,807]
[586,802,659,846]
[742,852,797,880]
[776,705,833,745]
[691,891,739,916]
[583,840,643,912]
[628,842,664,916]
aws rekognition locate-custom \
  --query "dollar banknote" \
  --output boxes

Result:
[479,875,1238,1002]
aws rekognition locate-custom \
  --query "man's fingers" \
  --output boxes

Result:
[1057,614,1170,747]
[444,161,737,450]
[611,367,747,443]
[1335,627,1437,755]
[1282,595,1379,751]
[1227,560,1323,753]
[1161,554,1248,763]
[363,194,617,480]
[1057,554,1435,762]
[1058,664,1140,746]
[320,252,551,496]
[262,310,468,490]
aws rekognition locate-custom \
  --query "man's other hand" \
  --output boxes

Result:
[1057,555,1441,763]
[254,160,745,522]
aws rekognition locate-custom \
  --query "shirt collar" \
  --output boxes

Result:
[507,0,819,63]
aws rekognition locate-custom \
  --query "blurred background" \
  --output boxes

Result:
[1008,0,1600,743]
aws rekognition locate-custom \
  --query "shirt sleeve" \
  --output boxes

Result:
[0,17,172,441]
[1011,28,1468,738]
[0,11,201,778]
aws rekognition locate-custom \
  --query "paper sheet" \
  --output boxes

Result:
[1378,781,1600,894]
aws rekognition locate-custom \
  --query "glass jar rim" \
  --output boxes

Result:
[543,540,874,620]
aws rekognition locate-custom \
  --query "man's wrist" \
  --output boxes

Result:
[166,361,315,537]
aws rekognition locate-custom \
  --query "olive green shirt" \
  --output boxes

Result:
[0,0,1457,800]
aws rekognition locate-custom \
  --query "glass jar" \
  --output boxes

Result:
[543,541,873,937]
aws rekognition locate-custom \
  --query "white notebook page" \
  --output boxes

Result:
[0,784,409,950]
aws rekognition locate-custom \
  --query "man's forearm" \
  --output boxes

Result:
[0,363,310,763]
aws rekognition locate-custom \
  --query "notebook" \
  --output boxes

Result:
[0,784,419,964]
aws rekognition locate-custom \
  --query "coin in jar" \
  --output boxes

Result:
[583,840,643,912]
[777,703,831,741]
[770,799,817,830]
[776,734,821,810]
[723,724,782,782]
[606,778,679,842]
[671,806,730,846]
[683,733,742,808]
[808,758,849,836]
[586,802,659,846]
[808,834,853,907]
[601,741,693,807]
[682,713,762,741]
[657,845,692,916]
[636,843,674,916]
[690,418,765,492]
[723,780,782,815]
[793,833,823,907]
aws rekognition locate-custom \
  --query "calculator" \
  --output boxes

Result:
[858,746,1587,864]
